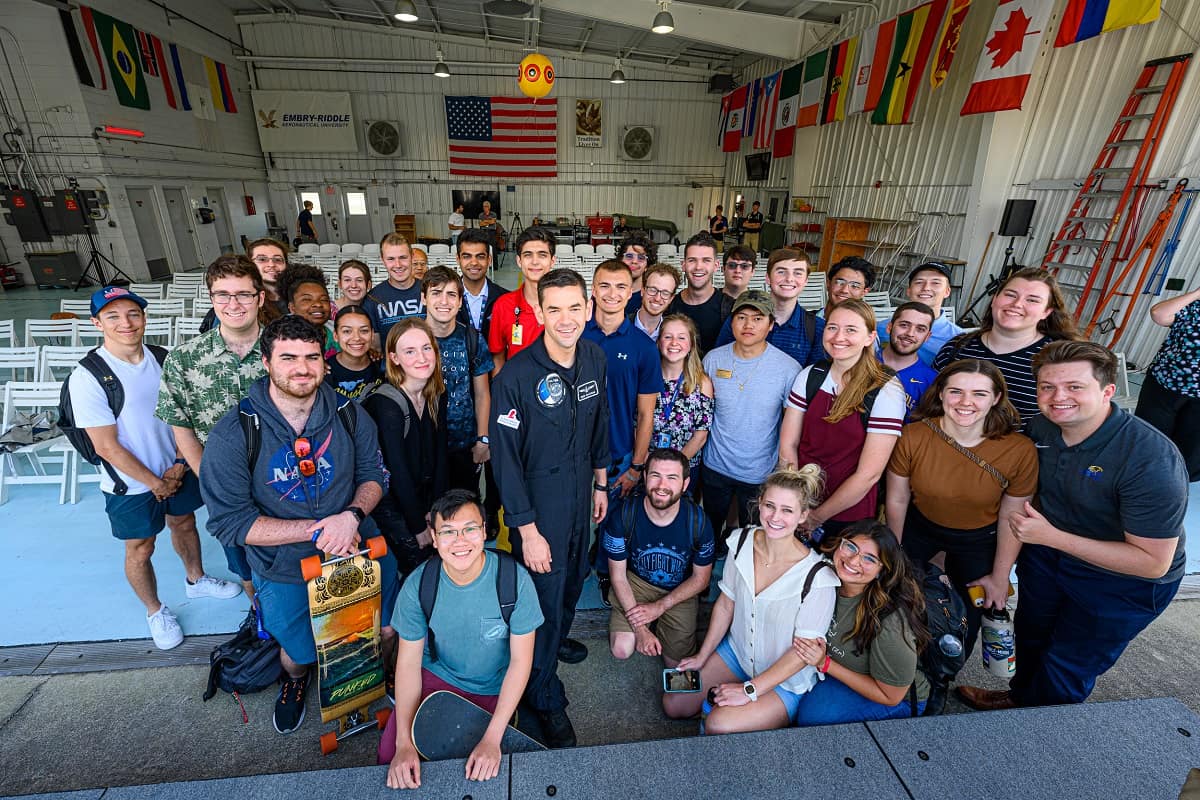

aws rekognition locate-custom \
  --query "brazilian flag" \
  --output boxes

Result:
[92,9,149,110]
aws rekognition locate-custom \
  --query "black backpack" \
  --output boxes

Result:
[202,605,282,701]
[803,359,896,428]
[237,394,357,470]
[57,345,169,496]
[419,550,517,663]
[618,489,706,554]
[915,562,969,687]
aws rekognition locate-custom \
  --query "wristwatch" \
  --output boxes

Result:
[593,481,608,492]
[629,462,645,473]
[743,681,758,702]
[476,435,490,445]
[345,506,366,524]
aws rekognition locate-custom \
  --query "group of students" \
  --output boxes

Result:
[66,224,1189,790]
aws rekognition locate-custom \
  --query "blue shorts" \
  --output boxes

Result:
[103,472,204,541]
[254,550,401,665]
[708,635,803,723]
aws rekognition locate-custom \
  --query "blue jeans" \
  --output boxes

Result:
[793,673,923,726]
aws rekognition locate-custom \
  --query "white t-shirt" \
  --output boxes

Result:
[448,212,465,235]
[68,345,176,495]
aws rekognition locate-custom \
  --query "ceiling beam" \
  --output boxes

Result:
[539,0,831,61]
[367,0,397,28]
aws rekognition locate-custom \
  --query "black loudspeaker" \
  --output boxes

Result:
[998,199,1036,237]
[708,74,736,94]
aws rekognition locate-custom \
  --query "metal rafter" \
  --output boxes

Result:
[318,0,346,21]
[424,0,444,35]
[576,20,595,52]
[367,0,397,27]
[479,2,491,44]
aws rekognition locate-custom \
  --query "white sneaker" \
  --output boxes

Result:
[185,574,243,600]
[147,605,184,650]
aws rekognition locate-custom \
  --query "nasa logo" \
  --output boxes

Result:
[537,373,566,407]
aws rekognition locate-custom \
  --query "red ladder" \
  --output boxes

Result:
[1042,53,1192,322]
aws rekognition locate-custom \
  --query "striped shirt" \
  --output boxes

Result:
[932,334,1052,431]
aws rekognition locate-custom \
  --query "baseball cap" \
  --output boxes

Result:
[90,285,148,317]
[908,262,953,282]
[731,289,775,318]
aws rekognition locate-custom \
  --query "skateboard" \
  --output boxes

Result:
[300,536,392,755]
[411,690,545,761]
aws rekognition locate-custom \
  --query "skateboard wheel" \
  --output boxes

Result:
[376,708,392,728]
[320,731,339,755]
[366,536,388,559]
[301,555,323,582]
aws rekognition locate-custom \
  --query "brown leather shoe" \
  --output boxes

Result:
[956,685,1016,711]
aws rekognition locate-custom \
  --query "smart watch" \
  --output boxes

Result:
[477,435,490,445]
[743,681,758,702]
[346,506,366,524]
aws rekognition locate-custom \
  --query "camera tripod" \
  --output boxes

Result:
[961,236,1020,327]
[74,222,131,291]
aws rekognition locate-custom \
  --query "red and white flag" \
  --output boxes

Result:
[848,18,897,115]
[961,0,1055,116]
[722,84,749,152]
[446,96,558,178]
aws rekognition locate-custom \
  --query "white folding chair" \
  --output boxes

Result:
[146,299,187,318]
[59,299,92,316]
[361,243,381,258]
[573,244,595,258]
[75,320,103,347]
[596,244,616,258]
[24,319,78,347]
[167,284,198,302]
[0,346,40,383]
[658,244,677,258]
[429,243,450,255]
[798,287,826,313]
[175,317,204,343]
[129,282,165,300]
[192,296,213,317]
[863,291,893,313]
[317,243,339,256]
[555,244,574,258]
[0,320,17,347]
[0,381,71,504]
[298,243,320,256]
[171,273,205,290]
[941,306,956,324]
[143,317,174,347]
[37,346,91,382]
[411,243,428,254]
[340,243,363,256]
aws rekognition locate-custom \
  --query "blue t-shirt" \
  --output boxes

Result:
[583,318,662,464]
[392,552,544,696]
[436,325,495,452]
[601,495,716,589]
[364,282,424,344]
[715,305,826,367]
[891,356,937,420]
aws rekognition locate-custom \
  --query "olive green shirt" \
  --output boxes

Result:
[155,326,265,443]
[826,593,929,702]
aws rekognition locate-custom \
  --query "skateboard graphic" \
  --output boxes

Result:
[300,536,392,755]
[411,690,545,761]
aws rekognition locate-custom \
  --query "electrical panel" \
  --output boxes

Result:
[54,190,95,234]
[2,189,51,242]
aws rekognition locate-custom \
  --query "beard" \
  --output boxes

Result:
[647,487,684,510]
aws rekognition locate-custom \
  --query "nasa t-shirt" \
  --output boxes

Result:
[601,496,715,590]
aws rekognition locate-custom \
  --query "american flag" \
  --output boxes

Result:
[445,96,558,179]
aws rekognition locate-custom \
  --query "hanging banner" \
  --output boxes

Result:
[250,90,357,152]
[575,98,602,147]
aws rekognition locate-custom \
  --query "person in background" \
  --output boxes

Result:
[708,205,728,254]
[1135,284,1200,482]
[362,318,449,577]
[718,245,756,320]
[487,227,557,374]
[364,233,425,348]
[447,202,466,248]
[613,214,630,236]
[297,199,318,243]
[715,248,824,368]
[411,248,429,283]
[885,359,1037,714]
[792,521,930,724]
[665,467,838,733]
[479,200,498,231]
[631,263,681,342]
[825,257,875,319]
[742,201,764,254]
[278,263,335,357]
[199,238,288,334]
[337,259,372,308]
[778,299,906,540]
[324,305,383,402]
[878,263,963,365]
[654,315,714,496]
[618,231,658,316]
[666,232,724,355]
[878,302,937,420]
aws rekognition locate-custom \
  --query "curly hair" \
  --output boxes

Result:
[617,230,657,265]
[277,263,327,306]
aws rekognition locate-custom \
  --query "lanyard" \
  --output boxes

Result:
[660,375,684,423]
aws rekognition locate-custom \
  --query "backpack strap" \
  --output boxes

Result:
[77,350,130,495]
[334,397,358,437]
[495,551,517,627]
[804,360,831,407]
[733,526,754,560]
[802,309,816,356]
[368,383,412,439]
[238,397,262,475]
[419,554,443,663]
[800,559,834,603]
[146,344,169,368]
[859,365,897,428]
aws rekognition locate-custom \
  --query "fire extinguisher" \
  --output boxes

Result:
[687,202,694,218]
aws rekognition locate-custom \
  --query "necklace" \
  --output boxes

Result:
[735,354,764,391]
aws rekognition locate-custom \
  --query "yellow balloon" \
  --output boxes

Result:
[518,53,555,99]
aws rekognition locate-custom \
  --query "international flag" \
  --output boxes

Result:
[961,0,1056,115]
[204,56,238,113]
[849,19,897,114]
[772,64,804,158]
[718,92,731,147]
[74,5,107,90]
[1055,0,1160,47]
[446,96,558,178]
[797,50,828,128]
[753,71,782,148]
[136,30,158,77]
[931,0,973,88]
[135,29,177,109]
[91,8,149,110]
[872,0,948,125]
[59,9,99,89]
[743,77,762,139]
[169,43,192,110]
[722,85,749,152]
[821,38,859,124]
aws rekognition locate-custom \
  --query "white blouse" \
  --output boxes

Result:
[718,528,840,695]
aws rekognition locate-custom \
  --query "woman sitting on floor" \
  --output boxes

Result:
[665,466,839,734]
[791,520,930,725]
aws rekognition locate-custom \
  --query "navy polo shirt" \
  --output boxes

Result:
[583,318,661,464]
[714,304,826,367]
[1028,403,1188,584]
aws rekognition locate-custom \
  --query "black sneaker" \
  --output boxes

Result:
[557,638,588,664]
[273,671,310,734]
[597,576,612,609]
[537,708,577,748]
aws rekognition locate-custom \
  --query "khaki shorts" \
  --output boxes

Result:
[608,569,699,662]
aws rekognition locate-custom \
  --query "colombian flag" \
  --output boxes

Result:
[1055,0,1160,47]
[204,56,238,113]
[872,0,948,125]
[91,9,149,110]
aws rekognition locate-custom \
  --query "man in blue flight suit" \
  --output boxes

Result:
[489,268,610,748]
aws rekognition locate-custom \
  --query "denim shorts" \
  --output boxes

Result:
[709,635,804,723]
[103,472,204,541]
[253,550,400,664]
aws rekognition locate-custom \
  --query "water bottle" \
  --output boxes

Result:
[980,608,1016,677]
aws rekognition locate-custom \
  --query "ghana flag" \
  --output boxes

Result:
[871,0,947,125]
[821,37,859,124]
[91,9,149,110]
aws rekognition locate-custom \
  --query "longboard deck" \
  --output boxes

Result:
[412,690,545,761]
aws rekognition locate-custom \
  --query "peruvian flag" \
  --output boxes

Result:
[753,71,782,148]
[772,64,803,158]
[722,84,749,152]
[961,0,1056,115]
[849,18,897,114]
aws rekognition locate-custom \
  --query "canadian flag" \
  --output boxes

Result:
[722,84,749,152]
[961,0,1056,116]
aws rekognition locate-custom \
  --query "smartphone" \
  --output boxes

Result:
[662,668,701,693]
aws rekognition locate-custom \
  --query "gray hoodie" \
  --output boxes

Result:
[201,377,384,584]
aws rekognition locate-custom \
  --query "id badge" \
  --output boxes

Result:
[654,433,671,449]
[510,322,523,346]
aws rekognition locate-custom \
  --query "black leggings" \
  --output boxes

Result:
[901,504,997,667]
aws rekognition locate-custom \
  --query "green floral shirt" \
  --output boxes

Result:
[155,327,266,443]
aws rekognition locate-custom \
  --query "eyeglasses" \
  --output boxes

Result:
[436,524,485,543]
[725,260,754,271]
[839,538,882,568]
[211,291,261,305]
[833,278,865,291]
[252,256,288,266]
[643,286,675,299]
[293,437,316,477]
[622,252,649,263]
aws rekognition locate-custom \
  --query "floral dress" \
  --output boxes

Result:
[652,376,714,467]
